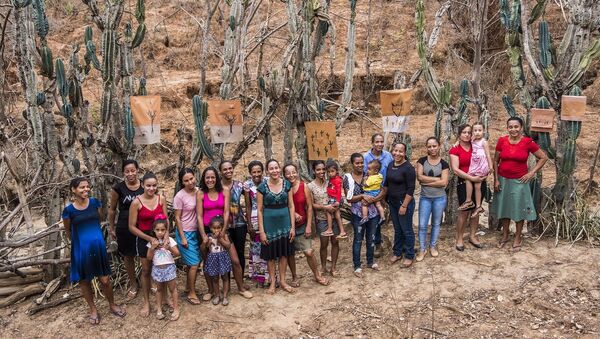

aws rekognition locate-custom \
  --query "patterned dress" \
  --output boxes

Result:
[244,179,269,284]
[258,179,294,260]
[204,235,232,277]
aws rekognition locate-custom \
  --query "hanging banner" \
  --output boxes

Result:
[560,95,586,121]
[131,96,161,145]
[207,100,243,143]
[530,108,554,132]
[382,116,410,133]
[380,88,414,116]
[305,121,339,160]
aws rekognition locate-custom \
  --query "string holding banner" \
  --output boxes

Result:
[207,100,243,143]
[131,96,161,145]
[304,121,339,161]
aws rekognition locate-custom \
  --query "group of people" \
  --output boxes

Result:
[61,116,547,324]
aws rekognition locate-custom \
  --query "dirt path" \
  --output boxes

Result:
[2,224,599,338]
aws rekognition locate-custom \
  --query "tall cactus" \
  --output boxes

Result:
[192,95,214,161]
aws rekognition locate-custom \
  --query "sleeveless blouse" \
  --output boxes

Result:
[292,181,307,226]
[202,191,225,227]
[137,195,162,232]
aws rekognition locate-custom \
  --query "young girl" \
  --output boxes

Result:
[147,215,180,321]
[203,216,233,306]
[458,122,493,217]
[322,161,348,239]
[361,159,386,225]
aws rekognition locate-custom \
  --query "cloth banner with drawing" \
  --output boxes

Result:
[131,96,161,145]
[379,89,413,116]
[305,121,339,160]
[207,100,243,144]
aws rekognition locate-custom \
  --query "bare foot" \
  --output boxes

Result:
[140,303,150,317]
[170,309,180,321]
[266,285,276,295]
[289,279,300,288]
[280,283,296,294]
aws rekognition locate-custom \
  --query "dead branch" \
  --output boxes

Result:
[27,292,81,315]
[0,222,61,248]
[0,283,45,308]
[0,267,43,279]
[1,152,34,243]
[34,274,64,305]
[0,274,43,287]
[0,258,70,273]
[585,140,600,195]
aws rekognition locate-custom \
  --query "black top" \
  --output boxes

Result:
[384,160,416,203]
[112,181,144,229]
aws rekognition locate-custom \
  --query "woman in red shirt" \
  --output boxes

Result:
[493,117,547,252]
[449,124,486,251]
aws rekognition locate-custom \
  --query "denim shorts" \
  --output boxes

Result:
[151,264,177,283]
[316,219,340,236]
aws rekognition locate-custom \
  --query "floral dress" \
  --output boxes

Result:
[244,179,269,285]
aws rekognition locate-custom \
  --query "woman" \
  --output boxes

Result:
[108,159,143,301]
[284,163,329,287]
[257,159,296,294]
[449,124,486,251]
[129,172,168,317]
[243,160,269,287]
[416,137,449,261]
[173,168,201,305]
[493,116,547,252]
[219,160,248,279]
[385,143,416,267]
[63,177,126,324]
[307,161,340,277]
[196,167,253,300]
[343,154,384,278]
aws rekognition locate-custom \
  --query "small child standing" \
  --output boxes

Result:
[203,216,232,306]
[362,159,386,225]
[147,215,180,321]
[458,122,493,217]
[322,161,348,239]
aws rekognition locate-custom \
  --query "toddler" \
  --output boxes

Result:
[458,122,493,217]
[322,161,348,239]
[203,216,233,306]
[362,159,386,225]
[147,215,180,321]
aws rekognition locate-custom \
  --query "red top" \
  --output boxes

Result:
[449,144,473,174]
[292,182,307,226]
[136,195,162,232]
[327,175,343,202]
[495,135,540,179]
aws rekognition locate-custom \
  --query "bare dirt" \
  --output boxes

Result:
[2,0,600,337]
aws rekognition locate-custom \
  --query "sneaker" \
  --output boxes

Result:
[416,251,426,262]
[430,247,439,257]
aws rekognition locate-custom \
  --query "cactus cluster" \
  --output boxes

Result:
[192,95,214,160]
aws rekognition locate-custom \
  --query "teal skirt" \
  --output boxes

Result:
[492,176,537,221]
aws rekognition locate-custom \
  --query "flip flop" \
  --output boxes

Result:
[125,288,138,302]
[281,285,296,294]
[512,245,522,253]
[222,297,229,306]
[185,296,201,305]
[289,280,300,288]
[469,239,483,249]
[498,239,509,249]
[110,306,126,318]
[89,314,100,325]
[202,293,213,302]
[389,255,401,264]
[337,233,348,239]
[401,259,413,268]
[315,276,330,286]
[320,231,334,237]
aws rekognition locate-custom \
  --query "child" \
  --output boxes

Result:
[203,216,232,306]
[322,161,348,239]
[147,215,180,321]
[458,122,493,217]
[362,159,386,225]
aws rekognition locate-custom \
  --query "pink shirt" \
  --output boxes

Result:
[173,189,198,232]
[202,191,225,227]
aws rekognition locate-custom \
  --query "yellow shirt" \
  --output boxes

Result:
[364,173,383,192]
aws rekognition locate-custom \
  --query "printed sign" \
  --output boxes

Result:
[207,99,243,143]
[530,108,554,132]
[131,96,161,145]
[305,121,339,160]
[561,95,586,121]
[382,116,410,133]
[380,88,413,116]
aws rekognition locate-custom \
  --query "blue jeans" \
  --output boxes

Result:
[389,199,415,259]
[351,214,379,269]
[418,195,447,251]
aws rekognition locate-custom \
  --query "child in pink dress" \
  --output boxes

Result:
[458,123,493,217]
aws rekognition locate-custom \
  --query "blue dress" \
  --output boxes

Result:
[62,198,111,282]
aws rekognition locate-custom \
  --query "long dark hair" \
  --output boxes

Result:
[199,166,223,193]
[178,167,195,188]
[69,176,89,190]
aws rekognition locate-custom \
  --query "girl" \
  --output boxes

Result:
[322,161,347,239]
[108,159,143,301]
[361,159,386,225]
[129,172,168,317]
[62,177,126,324]
[147,215,180,320]
[203,216,233,306]
[173,168,201,305]
[458,122,493,217]
[243,160,270,287]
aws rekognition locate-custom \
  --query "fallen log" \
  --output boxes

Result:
[0,258,70,272]
[0,274,43,287]
[0,267,43,279]
[0,283,45,308]
[35,274,64,305]
[27,293,81,315]
[0,285,22,296]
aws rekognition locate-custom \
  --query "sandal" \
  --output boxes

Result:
[202,293,213,302]
[89,314,100,325]
[498,238,509,249]
[458,201,475,211]
[468,239,483,249]
[389,255,401,264]
[315,276,330,286]
[353,268,363,278]
[320,230,334,237]
[212,295,220,305]
[184,296,201,305]
[337,232,348,239]
[156,312,166,320]
[238,290,253,299]
[289,280,300,288]
[512,244,522,253]
[170,310,180,321]
[471,206,484,218]
[110,305,126,318]
[222,297,229,306]
[125,288,138,302]
[401,258,413,268]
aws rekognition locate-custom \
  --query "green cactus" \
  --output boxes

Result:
[192,95,215,160]
[40,44,53,78]
[11,0,32,8]
[55,58,68,99]
[68,79,82,107]
[534,96,556,159]
[538,20,554,80]
[527,0,548,24]
[102,30,116,82]
[566,39,600,88]
[502,95,517,117]
[138,77,147,96]
[124,106,135,145]
[36,92,45,106]
[32,0,49,40]
[131,23,146,49]
[135,0,145,23]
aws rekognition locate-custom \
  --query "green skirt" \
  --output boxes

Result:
[491,176,537,221]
